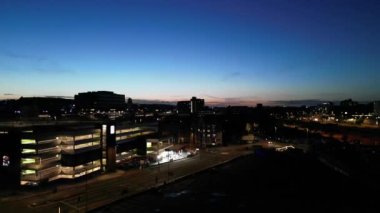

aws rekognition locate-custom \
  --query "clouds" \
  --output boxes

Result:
[0,50,74,74]
[4,51,45,61]
[267,99,335,107]
[221,71,241,81]
[0,93,19,100]
[203,94,262,106]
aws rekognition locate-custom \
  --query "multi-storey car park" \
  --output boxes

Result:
[0,121,157,187]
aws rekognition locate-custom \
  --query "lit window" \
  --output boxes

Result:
[22,149,36,154]
[21,158,36,165]
[21,139,36,144]
[110,125,115,134]
[22,169,36,175]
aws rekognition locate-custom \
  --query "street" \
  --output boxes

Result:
[0,144,254,213]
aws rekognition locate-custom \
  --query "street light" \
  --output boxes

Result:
[85,166,88,212]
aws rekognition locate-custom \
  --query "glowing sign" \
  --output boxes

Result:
[110,125,115,134]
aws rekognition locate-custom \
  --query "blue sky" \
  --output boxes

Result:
[0,0,379,105]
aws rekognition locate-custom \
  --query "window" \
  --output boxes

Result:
[22,169,36,175]
[21,158,36,165]
[21,139,36,144]
[22,149,36,154]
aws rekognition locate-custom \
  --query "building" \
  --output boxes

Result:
[317,102,334,115]
[176,97,205,114]
[146,137,175,162]
[374,101,380,116]
[177,101,191,114]
[190,97,204,114]
[340,99,358,107]
[113,122,157,168]
[74,91,126,112]
[0,121,157,187]
[0,129,21,187]
[191,115,223,148]
[127,98,133,105]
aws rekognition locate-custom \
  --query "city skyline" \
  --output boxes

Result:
[1,0,379,105]
[1,94,374,108]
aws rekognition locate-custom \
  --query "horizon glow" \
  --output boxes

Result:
[1,0,379,106]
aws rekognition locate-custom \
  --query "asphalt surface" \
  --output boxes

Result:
[0,144,253,213]
[93,148,379,213]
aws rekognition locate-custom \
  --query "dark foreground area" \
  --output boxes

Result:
[93,149,379,213]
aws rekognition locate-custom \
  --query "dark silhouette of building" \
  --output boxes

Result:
[176,97,205,114]
[16,97,73,118]
[190,97,204,114]
[374,101,380,116]
[177,101,191,114]
[191,115,223,148]
[340,99,358,107]
[74,91,125,112]
[127,98,133,105]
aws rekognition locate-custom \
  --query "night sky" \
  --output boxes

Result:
[1,0,379,105]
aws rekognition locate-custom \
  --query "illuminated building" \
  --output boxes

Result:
[0,121,157,187]
[191,115,223,148]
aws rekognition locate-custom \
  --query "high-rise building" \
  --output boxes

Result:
[190,97,204,114]
[176,97,205,114]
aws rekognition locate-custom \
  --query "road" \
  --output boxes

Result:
[92,144,379,213]
[0,144,254,213]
